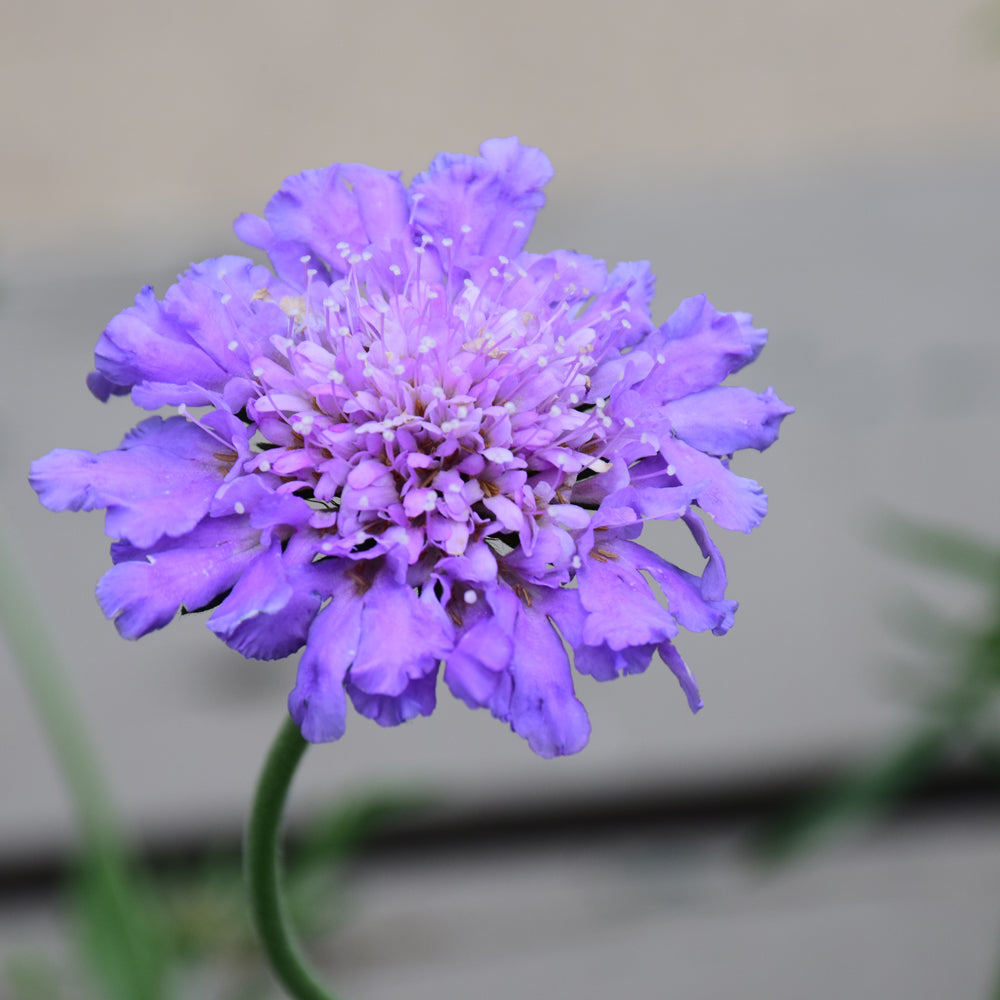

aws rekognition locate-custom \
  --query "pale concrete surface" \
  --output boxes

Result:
[332,811,1000,1000]
[2,809,998,999]
[1,0,999,857]
[3,0,999,249]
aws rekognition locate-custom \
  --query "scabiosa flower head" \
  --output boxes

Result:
[30,138,792,757]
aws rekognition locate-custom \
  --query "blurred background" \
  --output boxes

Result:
[2,1,999,997]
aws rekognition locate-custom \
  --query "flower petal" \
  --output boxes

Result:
[238,163,411,286]
[207,543,325,660]
[681,510,729,600]
[89,256,287,406]
[658,640,704,713]
[659,435,768,533]
[664,385,794,454]
[30,416,234,548]
[444,586,517,708]
[289,565,364,742]
[637,296,768,402]
[347,671,439,728]
[575,642,656,682]
[348,572,453,696]
[411,137,553,272]
[488,589,590,758]
[95,516,261,639]
[623,541,737,636]
[576,544,678,650]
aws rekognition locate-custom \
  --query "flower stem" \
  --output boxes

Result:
[245,715,340,1000]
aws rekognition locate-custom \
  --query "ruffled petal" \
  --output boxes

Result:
[488,589,590,757]
[233,212,320,288]
[207,542,324,660]
[89,285,226,403]
[601,260,656,348]
[636,296,768,403]
[659,435,768,533]
[29,416,235,548]
[348,571,454,696]
[444,586,517,707]
[347,671,439,728]
[575,642,656,682]
[576,543,678,650]
[658,640,704,713]
[95,516,261,639]
[681,509,729,601]
[411,137,553,274]
[623,541,737,636]
[664,385,794,455]
[89,256,289,406]
[237,163,411,286]
[289,565,364,742]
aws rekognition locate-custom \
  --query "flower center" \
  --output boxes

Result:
[243,256,616,561]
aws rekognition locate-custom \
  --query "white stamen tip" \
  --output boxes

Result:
[234,501,245,514]
[228,339,239,351]
[463,590,478,605]
[300,255,311,263]
[220,293,232,305]
[460,224,472,234]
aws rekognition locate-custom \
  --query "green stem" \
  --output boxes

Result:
[245,716,339,1000]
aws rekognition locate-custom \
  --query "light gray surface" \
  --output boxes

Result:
[332,812,1000,1000]
[2,147,998,857]
[2,811,998,999]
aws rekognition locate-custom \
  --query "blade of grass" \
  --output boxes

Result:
[0,529,170,1000]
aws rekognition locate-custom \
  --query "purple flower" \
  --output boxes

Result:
[30,138,792,757]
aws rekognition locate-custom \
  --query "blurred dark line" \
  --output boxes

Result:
[1,763,996,902]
